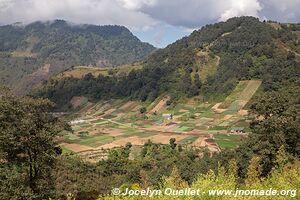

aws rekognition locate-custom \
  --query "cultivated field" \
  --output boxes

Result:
[60,80,262,162]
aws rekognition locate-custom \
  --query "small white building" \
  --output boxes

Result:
[162,114,173,120]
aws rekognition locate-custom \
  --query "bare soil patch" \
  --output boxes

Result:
[191,136,207,147]
[212,103,226,113]
[99,128,124,136]
[179,109,189,113]
[238,110,248,116]
[118,101,136,111]
[144,134,187,144]
[223,115,233,120]
[103,108,116,116]
[149,96,170,114]
[61,143,92,152]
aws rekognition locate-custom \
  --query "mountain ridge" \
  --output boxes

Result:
[0,19,155,94]
[33,17,300,111]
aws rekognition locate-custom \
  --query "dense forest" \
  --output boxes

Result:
[0,20,155,94]
[34,17,300,110]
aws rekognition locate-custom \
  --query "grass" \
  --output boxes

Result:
[178,135,199,144]
[72,126,82,131]
[214,134,242,149]
[78,135,114,146]
[196,117,213,125]
[61,146,74,154]
[220,80,262,110]
[150,115,164,124]
[218,121,230,126]
[223,100,241,115]
[233,119,249,127]
[95,121,109,125]
[135,131,158,138]
[78,123,92,128]
[146,94,168,112]
[209,126,229,131]
[57,63,143,79]
[175,126,193,132]
[195,51,219,82]
[220,81,248,109]
[122,128,141,137]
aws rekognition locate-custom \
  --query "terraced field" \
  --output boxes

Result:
[60,80,262,162]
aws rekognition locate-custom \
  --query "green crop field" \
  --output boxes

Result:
[62,79,259,155]
[214,134,242,149]
[78,135,115,146]
[178,135,199,144]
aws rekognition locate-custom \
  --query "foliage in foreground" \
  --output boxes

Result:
[102,157,300,200]
[0,87,70,199]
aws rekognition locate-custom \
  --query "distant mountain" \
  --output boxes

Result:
[0,20,155,94]
[34,17,300,110]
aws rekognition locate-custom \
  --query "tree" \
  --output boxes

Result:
[237,88,300,177]
[246,156,262,185]
[139,107,147,114]
[194,73,202,89]
[287,51,295,60]
[169,138,177,150]
[275,145,289,170]
[0,89,69,199]
[160,167,188,189]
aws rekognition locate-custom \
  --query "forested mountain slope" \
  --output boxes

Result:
[0,20,155,94]
[34,17,300,110]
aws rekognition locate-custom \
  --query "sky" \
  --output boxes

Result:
[0,0,299,48]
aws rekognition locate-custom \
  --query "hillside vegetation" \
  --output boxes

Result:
[0,20,155,94]
[1,85,300,199]
[1,17,300,200]
[34,17,300,111]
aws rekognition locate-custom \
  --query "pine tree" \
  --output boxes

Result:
[246,156,262,185]
[275,145,289,170]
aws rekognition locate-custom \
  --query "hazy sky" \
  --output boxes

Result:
[0,0,299,47]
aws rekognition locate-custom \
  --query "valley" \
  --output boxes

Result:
[60,80,261,162]
[1,15,299,199]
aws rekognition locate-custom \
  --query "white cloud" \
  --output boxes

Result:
[259,0,300,23]
[118,0,157,10]
[119,0,264,28]
[219,0,262,21]
[0,0,158,30]
[0,0,299,31]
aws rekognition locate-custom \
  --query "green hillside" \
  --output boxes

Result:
[1,17,300,200]
[0,20,155,94]
[34,17,300,111]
